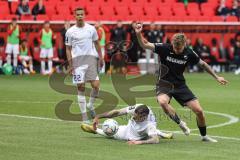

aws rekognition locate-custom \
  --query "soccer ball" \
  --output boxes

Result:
[102,119,119,136]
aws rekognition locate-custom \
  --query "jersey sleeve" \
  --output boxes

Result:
[189,49,200,65]
[92,27,99,41]
[154,43,166,56]
[126,105,137,115]
[65,30,72,46]
[146,124,158,137]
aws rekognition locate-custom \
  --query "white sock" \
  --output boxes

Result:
[41,61,45,74]
[48,60,53,72]
[87,88,99,111]
[7,55,11,65]
[156,129,169,137]
[78,90,88,121]
[96,128,107,137]
[13,55,17,67]
[0,59,2,67]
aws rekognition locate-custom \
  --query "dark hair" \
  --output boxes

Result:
[44,21,49,24]
[74,7,85,12]
[12,18,17,22]
[135,104,149,116]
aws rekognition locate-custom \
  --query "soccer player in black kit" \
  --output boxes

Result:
[135,23,228,142]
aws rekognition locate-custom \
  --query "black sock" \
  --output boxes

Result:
[169,113,181,124]
[198,126,207,136]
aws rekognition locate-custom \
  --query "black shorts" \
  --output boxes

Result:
[156,80,197,106]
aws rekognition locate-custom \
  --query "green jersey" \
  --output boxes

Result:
[7,25,19,44]
[41,29,53,49]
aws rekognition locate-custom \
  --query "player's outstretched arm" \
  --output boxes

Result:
[93,108,128,130]
[198,59,228,85]
[135,23,155,51]
[128,135,160,145]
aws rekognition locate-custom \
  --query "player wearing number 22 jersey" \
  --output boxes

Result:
[65,7,104,122]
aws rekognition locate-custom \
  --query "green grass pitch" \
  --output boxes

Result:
[0,73,240,160]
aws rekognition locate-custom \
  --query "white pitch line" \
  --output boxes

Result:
[0,113,240,141]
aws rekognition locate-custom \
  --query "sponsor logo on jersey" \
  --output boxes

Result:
[166,56,187,65]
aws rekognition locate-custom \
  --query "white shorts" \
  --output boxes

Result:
[5,43,19,55]
[72,56,99,84]
[40,48,53,58]
[19,55,31,61]
[72,64,99,84]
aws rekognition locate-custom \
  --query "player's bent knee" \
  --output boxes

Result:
[194,108,204,117]
[77,84,85,92]
[158,99,169,108]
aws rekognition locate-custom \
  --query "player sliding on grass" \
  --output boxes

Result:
[81,104,173,145]
[135,23,228,142]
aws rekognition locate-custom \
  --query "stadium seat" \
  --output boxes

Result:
[114,6,130,17]
[226,16,238,22]
[0,7,9,15]
[36,15,50,21]
[211,16,225,22]
[51,14,67,21]
[56,5,71,15]
[129,6,144,17]
[45,5,57,15]
[20,15,34,21]
[5,14,18,20]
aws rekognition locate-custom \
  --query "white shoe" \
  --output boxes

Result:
[23,68,30,74]
[201,135,218,142]
[179,121,191,136]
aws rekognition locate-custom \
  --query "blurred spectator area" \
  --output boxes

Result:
[0,22,239,65]
[0,0,239,22]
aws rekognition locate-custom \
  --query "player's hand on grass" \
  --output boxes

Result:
[134,22,143,34]
[93,117,99,130]
[216,76,228,85]
[127,140,142,145]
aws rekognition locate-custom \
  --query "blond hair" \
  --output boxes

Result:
[171,33,187,47]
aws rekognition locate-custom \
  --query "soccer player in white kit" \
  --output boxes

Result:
[81,104,173,145]
[65,7,104,122]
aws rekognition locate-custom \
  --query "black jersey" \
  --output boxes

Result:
[154,43,200,85]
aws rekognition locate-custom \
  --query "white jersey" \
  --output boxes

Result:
[65,23,99,58]
[114,104,158,141]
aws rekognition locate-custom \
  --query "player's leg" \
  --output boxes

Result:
[86,57,100,118]
[28,56,35,73]
[5,43,12,65]
[40,48,46,74]
[81,123,110,137]
[77,83,89,122]
[157,94,190,135]
[156,129,173,139]
[185,99,217,142]
[13,44,19,68]
[88,80,100,118]
[20,57,30,74]
[47,48,53,74]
